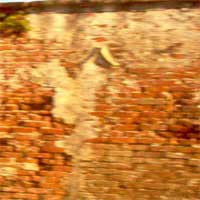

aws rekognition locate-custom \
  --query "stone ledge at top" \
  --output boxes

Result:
[0,0,199,6]
[35,0,200,2]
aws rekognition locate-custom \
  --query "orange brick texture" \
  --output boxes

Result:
[0,1,200,200]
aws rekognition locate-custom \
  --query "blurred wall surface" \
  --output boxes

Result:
[0,1,199,200]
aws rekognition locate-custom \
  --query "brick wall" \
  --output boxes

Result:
[0,1,199,199]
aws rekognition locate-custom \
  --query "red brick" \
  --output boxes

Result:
[150,145,174,152]
[0,176,5,184]
[0,126,11,132]
[97,24,108,28]
[2,187,26,193]
[132,145,149,151]
[12,127,37,133]
[39,171,66,177]
[40,127,65,135]
[115,124,137,131]
[1,152,20,157]
[4,104,19,110]
[169,138,179,145]
[17,170,36,177]
[11,193,38,200]
[29,153,52,159]
[27,188,49,194]
[52,165,72,172]
[40,195,63,200]
[17,158,38,163]
[62,61,78,68]
[20,120,52,128]
[95,104,111,111]
[40,145,64,153]
[135,138,154,144]
[113,111,130,118]
[91,111,106,117]
[0,145,14,151]
[92,37,107,42]
[15,134,36,141]
[0,45,12,50]
[171,53,186,59]
[0,158,11,163]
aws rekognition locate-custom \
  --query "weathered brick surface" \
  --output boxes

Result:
[0,1,199,200]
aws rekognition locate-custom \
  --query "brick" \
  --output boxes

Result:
[40,127,65,135]
[0,146,14,151]
[1,152,20,158]
[39,171,66,177]
[17,170,36,176]
[12,126,36,133]
[114,138,136,144]
[133,151,164,158]
[95,104,111,111]
[135,138,163,144]
[91,111,106,117]
[0,176,5,184]
[40,195,63,200]
[0,132,13,139]
[132,145,149,151]
[137,98,166,105]
[171,53,186,59]
[115,124,137,132]
[19,120,52,128]
[0,158,12,164]
[169,138,179,145]
[27,188,49,194]
[40,145,64,153]
[1,186,25,193]
[11,193,38,200]
[0,167,16,177]
[187,158,200,166]
[165,152,188,159]
[52,165,72,172]
[92,37,107,42]
[15,134,36,141]
[29,153,52,159]
[4,104,19,110]
[31,175,41,182]
[20,104,31,110]
[0,126,11,132]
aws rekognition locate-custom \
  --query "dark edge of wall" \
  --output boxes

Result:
[0,0,199,13]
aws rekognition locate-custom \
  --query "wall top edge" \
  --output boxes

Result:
[0,0,200,9]
[0,0,199,6]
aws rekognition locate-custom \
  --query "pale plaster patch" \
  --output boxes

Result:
[30,56,108,154]
[0,158,17,177]
[194,92,200,103]
[2,68,28,91]
[6,72,22,90]
[31,59,81,125]
[122,77,141,91]
[21,163,39,171]
[48,13,68,42]
[27,14,41,38]
[193,91,200,112]
[30,47,117,135]
[0,132,13,139]
[30,47,119,200]
[0,167,16,177]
